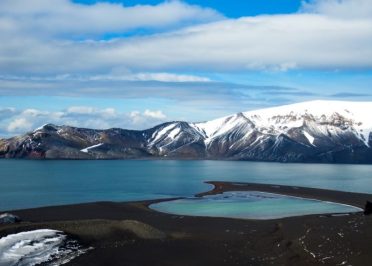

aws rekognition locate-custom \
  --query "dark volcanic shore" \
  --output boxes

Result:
[1,182,372,266]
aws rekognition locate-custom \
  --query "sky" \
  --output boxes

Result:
[0,0,371,137]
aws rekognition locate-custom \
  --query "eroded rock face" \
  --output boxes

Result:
[0,213,21,224]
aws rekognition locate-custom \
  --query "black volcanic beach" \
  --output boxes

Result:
[1,182,372,266]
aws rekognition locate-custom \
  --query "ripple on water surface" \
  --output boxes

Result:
[150,191,363,220]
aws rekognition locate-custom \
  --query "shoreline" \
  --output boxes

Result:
[2,157,372,166]
[1,182,372,265]
[200,181,371,209]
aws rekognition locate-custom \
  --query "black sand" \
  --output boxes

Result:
[1,182,372,266]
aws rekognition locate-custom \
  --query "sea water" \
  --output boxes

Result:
[1,160,372,211]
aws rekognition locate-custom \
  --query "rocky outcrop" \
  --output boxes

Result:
[0,213,21,224]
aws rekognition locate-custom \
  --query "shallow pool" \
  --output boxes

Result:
[149,191,363,220]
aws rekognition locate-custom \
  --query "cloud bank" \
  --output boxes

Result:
[302,0,372,19]
[0,0,222,37]
[0,0,371,77]
[0,107,168,137]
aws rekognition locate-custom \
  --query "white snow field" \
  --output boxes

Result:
[0,229,89,266]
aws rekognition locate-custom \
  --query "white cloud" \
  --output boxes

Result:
[143,109,167,119]
[102,13,372,71]
[7,118,33,132]
[0,107,168,137]
[129,110,167,126]
[100,108,116,118]
[0,0,371,82]
[21,109,48,117]
[302,0,372,19]
[87,72,211,82]
[66,106,95,114]
[0,0,222,37]
[0,0,371,76]
[129,72,211,82]
[0,108,17,120]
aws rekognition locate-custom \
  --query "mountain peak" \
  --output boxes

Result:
[2,100,372,163]
[34,123,59,132]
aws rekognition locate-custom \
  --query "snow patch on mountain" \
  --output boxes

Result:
[195,113,253,145]
[193,100,372,149]
[244,100,372,138]
[303,131,315,145]
[81,143,103,153]
[149,123,176,144]
[242,100,371,147]
[167,126,181,140]
[34,124,50,132]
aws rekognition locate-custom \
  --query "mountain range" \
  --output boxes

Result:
[1,100,372,163]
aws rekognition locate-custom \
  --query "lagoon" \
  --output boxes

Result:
[149,191,362,219]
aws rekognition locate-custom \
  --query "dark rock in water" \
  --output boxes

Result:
[363,201,372,215]
[0,213,21,224]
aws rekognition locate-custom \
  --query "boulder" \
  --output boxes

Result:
[0,213,21,224]
[363,201,372,215]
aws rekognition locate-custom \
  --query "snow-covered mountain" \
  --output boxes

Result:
[1,100,372,163]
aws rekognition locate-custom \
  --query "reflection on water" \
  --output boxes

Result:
[150,191,363,220]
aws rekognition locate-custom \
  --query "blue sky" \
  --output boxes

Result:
[0,0,371,137]
[73,0,302,17]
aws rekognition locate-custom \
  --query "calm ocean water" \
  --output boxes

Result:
[1,160,372,211]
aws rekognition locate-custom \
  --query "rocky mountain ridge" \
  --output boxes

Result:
[1,100,372,163]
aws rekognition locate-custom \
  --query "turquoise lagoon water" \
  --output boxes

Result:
[0,160,372,211]
[150,191,363,220]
